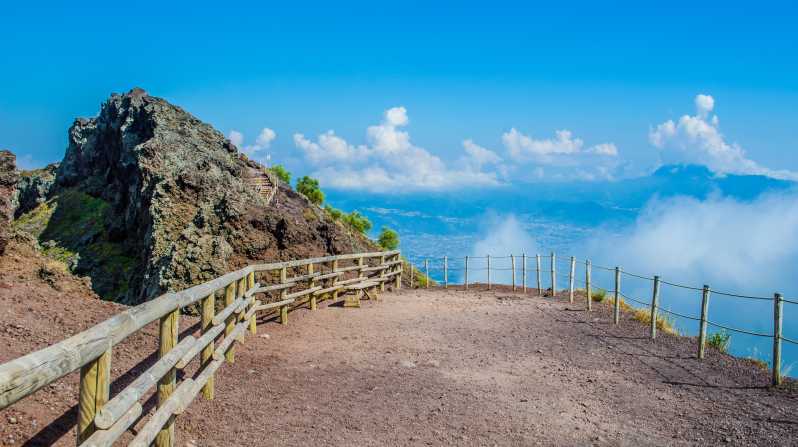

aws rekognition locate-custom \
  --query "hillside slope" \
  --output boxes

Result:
[14,88,378,304]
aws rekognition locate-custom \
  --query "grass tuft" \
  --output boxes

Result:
[707,331,731,353]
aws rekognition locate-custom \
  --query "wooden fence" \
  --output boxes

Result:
[408,251,796,387]
[0,250,402,446]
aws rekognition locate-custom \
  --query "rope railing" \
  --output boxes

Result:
[0,250,403,446]
[407,250,793,386]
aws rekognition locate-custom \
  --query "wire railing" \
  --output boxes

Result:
[405,251,792,386]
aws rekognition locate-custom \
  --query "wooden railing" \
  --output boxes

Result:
[0,250,402,446]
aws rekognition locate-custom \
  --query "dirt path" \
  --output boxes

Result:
[168,287,798,446]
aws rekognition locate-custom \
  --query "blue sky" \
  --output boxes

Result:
[1,1,797,186]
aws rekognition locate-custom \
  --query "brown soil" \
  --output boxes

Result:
[2,264,797,445]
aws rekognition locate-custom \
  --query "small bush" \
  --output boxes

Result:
[270,164,291,185]
[707,331,731,353]
[324,205,343,221]
[296,176,324,205]
[591,288,607,302]
[343,211,372,234]
[377,227,399,250]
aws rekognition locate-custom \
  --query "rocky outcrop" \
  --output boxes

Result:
[17,88,376,304]
[14,163,57,218]
[0,150,18,255]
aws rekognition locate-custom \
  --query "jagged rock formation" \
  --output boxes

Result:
[0,150,18,256]
[16,88,377,304]
[13,163,57,218]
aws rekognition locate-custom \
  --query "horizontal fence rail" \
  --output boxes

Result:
[0,250,402,446]
[406,251,792,386]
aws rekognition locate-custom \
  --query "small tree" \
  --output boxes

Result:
[377,227,399,250]
[343,211,372,234]
[270,164,291,185]
[296,176,324,205]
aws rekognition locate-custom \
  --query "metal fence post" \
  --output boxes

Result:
[698,285,711,359]
[650,276,661,339]
[773,293,783,386]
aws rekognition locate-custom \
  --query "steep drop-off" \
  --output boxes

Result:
[14,88,377,304]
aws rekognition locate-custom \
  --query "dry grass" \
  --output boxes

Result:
[593,290,679,336]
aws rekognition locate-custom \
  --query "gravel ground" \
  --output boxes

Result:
[172,286,798,446]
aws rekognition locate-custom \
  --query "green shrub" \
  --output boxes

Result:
[296,176,324,205]
[270,164,291,185]
[591,288,607,302]
[377,227,399,250]
[343,211,372,234]
[707,331,731,353]
[324,205,343,220]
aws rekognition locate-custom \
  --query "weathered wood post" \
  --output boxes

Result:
[586,259,592,311]
[279,267,289,324]
[410,262,414,288]
[332,259,340,300]
[464,256,469,289]
[247,272,256,334]
[613,267,621,324]
[773,293,783,386]
[424,259,429,289]
[394,254,402,289]
[444,256,448,289]
[487,255,492,290]
[698,285,711,359]
[380,255,387,292]
[536,254,542,296]
[201,291,216,399]
[550,252,556,296]
[522,253,527,293]
[77,345,111,444]
[222,282,236,365]
[650,276,661,339]
[309,262,318,310]
[568,256,575,304]
[156,307,179,447]
[511,254,516,291]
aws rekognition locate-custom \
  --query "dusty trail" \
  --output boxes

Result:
[171,287,798,446]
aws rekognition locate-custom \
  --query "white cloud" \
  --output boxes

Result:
[462,139,502,166]
[228,127,277,164]
[649,94,798,180]
[503,128,583,160]
[293,107,503,192]
[587,143,619,157]
[471,214,539,284]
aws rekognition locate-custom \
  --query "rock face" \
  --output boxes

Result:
[0,150,18,256]
[17,88,376,304]
[14,163,57,218]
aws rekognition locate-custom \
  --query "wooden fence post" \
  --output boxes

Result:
[225,282,236,361]
[698,285,711,359]
[550,252,556,296]
[773,293,783,386]
[464,256,469,289]
[511,255,516,291]
[331,260,339,300]
[156,308,179,447]
[586,259,592,311]
[279,267,289,324]
[444,256,448,289]
[568,256,575,304]
[487,255,492,290]
[247,272,256,334]
[522,253,527,293]
[650,276,660,339]
[309,263,318,310]
[394,254,402,289]
[424,259,429,289]
[613,267,621,324]
[380,255,387,292]
[410,261,414,288]
[536,254,542,296]
[201,292,216,399]
[77,345,111,444]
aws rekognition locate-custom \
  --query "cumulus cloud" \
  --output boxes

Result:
[293,107,503,192]
[462,139,502,167]
[227,127,277,163]
[649,94,798,180]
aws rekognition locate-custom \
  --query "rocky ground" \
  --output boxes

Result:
[4,279,796,446]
